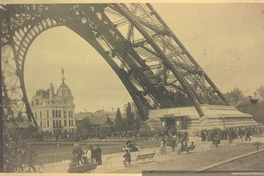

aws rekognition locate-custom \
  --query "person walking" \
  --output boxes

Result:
[95,145,102,165]
[123,149,131,167]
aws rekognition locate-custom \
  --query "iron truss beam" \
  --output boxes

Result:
[1,4,230,122]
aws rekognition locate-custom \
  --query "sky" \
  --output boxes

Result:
[24,3,264,113]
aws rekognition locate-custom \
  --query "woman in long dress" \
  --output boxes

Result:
[95,145,102,165]
[85,146,92,163]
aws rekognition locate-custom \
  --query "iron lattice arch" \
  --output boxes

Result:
[1,3,230,124]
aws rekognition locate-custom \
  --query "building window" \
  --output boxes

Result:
[47,111,49,118]
[64,120,67,127]
[64,111,66,118]
[53,110,55,117]
[69,120,73,127]
[53,120,55,128]
[56,120,58,128]
[59,110,61,117]
[47,120,49,128]
[40,111,42,119]
[40,121,42,127]
[68,111,73,117]
[59,120,61,128]
[35,112,37,119]
[56,110,58,117]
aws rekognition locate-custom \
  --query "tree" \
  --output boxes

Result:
[3,123,40,172]
[139,121,152,141]
[121,118,129,131]
[126,102,134,130]
[21,125,38,140]
[254,86,264,103]
[133,115,142,130]
[224,87,244,107]
[76,117,92,135]
[237,86,264,123]
[238,98,264,123]
[114,108,123,132]
[106,115,113,126]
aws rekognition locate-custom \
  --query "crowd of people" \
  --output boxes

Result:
[158,130,190,154]
[157,126,263,153]
[67,126,263,169]
[39,130,142,142]
[199,127,263,145]
[71,143,102,167]
[70,141,135,168]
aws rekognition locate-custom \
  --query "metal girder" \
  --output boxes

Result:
[145,3,230,106]
[1,3,230,122]
[113,4,205,117]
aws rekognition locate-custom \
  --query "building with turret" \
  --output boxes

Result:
[30,69,76,134]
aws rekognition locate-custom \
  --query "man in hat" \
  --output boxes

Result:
[72,143,83,165]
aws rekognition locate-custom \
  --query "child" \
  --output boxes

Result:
[122,150,131,167]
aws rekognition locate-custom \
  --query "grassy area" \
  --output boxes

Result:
[208,150,264,171]
[32,138,159,165]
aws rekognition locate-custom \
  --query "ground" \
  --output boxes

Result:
[40,136,264,174]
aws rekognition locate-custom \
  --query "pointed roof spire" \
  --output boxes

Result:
[62,68,65,84]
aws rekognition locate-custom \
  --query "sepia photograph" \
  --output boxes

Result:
[1,1,264,175]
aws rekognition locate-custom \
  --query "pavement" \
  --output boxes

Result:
[40,135,264,173]
[41,146,160,173]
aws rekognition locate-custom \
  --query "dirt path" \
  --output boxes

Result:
[109,143,264,173]
[41,138,264,173]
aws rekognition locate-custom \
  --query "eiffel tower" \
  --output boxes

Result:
[1,4,257,129]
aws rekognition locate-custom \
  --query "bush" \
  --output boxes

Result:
[3,124,41,173]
